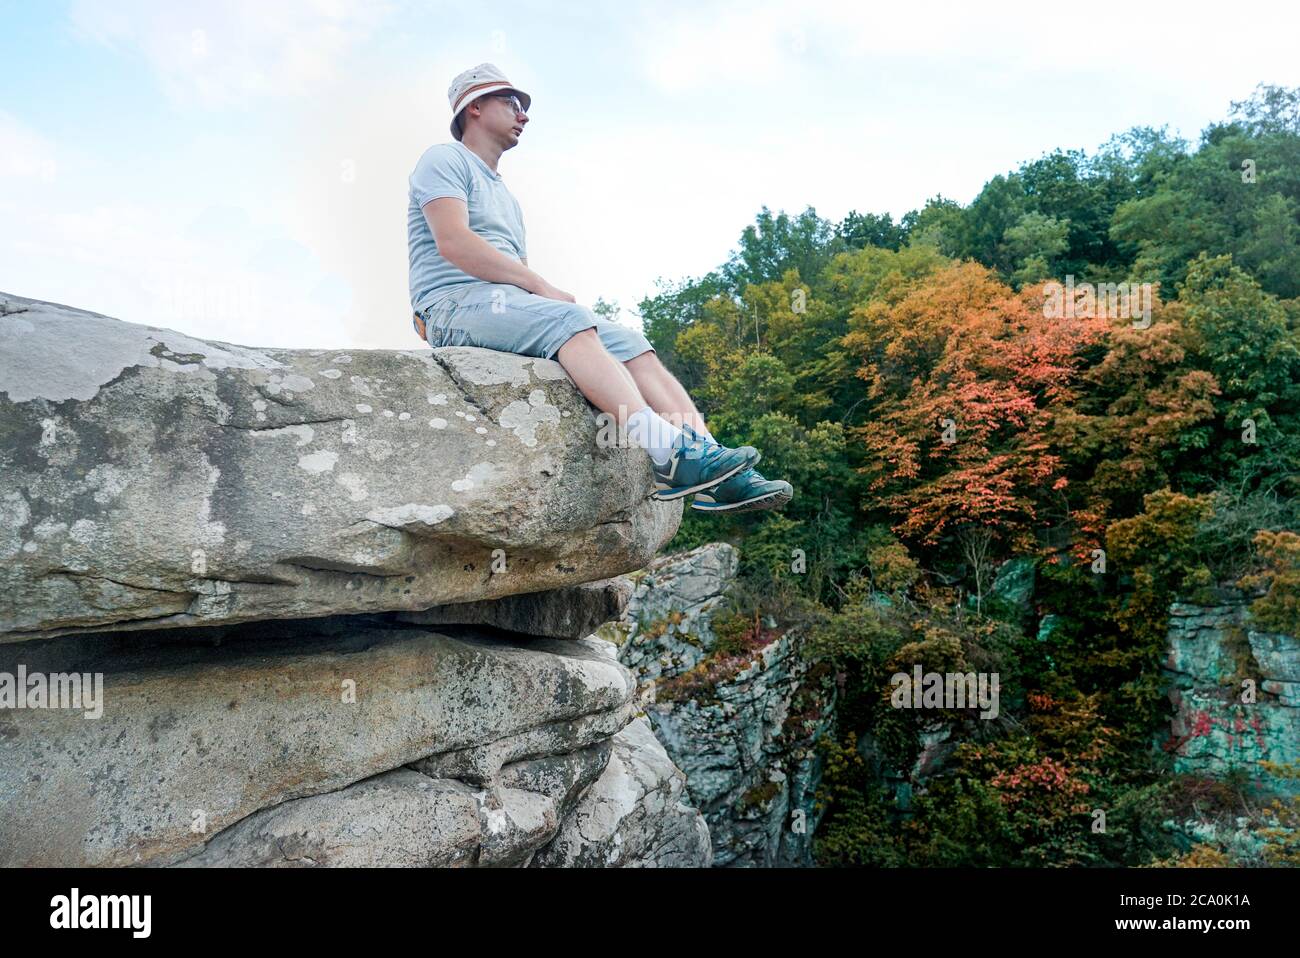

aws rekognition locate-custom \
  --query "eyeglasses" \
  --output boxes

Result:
[490,93,526,117]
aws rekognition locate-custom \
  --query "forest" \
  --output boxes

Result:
[632,84,1300,866]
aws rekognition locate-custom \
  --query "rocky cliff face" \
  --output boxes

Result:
[0,292,709,868]
[597,543,836,866]
[1162,591,1300,796]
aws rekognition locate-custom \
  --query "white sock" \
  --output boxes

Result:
[694,423,715,443]
[626,405,683,466]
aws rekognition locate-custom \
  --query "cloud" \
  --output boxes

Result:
[637,1,810,95]
[1,192,354,349]
[639,0,1300,97]
[68,0,395,107]
[0,111,59,180]
[0,103,355,348]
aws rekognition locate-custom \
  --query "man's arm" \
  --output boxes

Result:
[423,198,571,301]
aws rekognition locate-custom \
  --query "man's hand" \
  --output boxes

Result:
[532,280,576,303]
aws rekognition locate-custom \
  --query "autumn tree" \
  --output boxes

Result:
[848,262,1107,557]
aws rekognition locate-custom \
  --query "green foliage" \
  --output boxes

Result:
[839,210,908,252]
[902,196,965,256]
[1108,86,1300,299]
[812,733,909,866]
[1003,211,1069,287]
[1104,490,1217,752]
[637,85,1300,867]
[1241,531,1300,636]
[1180,253,1300,424]
[722,205,846,291]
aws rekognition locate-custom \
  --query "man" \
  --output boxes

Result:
[408,63,791,513]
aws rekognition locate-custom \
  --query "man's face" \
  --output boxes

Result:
[468,93,528,146]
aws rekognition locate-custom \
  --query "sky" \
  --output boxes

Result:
[1,0,1298,350]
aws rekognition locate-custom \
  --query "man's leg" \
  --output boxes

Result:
[554,328,647,422]
[434,287,750,483]
[623,351,709,437]
[623,346,791,513]
[554,327,762,501]
[554,330,694,467]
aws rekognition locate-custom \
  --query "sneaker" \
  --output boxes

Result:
[691,466,793,513]
[650,428,760,501]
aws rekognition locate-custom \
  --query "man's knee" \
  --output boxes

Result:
[625,347,658,367]
[554,324,601,357]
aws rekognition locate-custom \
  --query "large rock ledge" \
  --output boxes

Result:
[0,293,680,643]
[0,615,709,867]
[0,292,708,868]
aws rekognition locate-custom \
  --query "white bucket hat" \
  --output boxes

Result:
[447,62,531,141]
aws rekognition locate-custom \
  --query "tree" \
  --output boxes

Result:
[1180,253,1300,423]
[1109,88,1300,299]
[902,196,965,257]
[958,525,996,613]
[1003,211,1070,287]
[850,262,1108,550]
[840,210,908,251]
[957,174,1026,273]
[722,205,845,291]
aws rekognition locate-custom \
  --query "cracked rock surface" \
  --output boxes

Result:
[0,617,636,866]
[598,543,837,867]
[529,715,712,867]
[0,292,680,642]
[1162,592,1300,796]
[0,610,710,868]
[0,292,708,868]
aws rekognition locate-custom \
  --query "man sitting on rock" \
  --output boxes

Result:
[407,63,792,515]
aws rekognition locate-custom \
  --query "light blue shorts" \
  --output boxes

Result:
[413,282,655,362]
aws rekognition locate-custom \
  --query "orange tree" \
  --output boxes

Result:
[846,261,1108,561]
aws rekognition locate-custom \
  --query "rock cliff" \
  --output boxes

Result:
[1162,591,1300,795]
[597,543,836,866]
[0,292,709,868]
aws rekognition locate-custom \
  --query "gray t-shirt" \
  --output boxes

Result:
[407,141,528,316]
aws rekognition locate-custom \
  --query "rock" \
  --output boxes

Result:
[985,556,1036,623]
[1248,630,1300,683]
[529,717,712,867]
[0,617,637,867]
[0,291,711,869]
[1036,614,1065,643]
[0,292,680,643]
[1164,601,1250,684]
[176,768,488,867]
[643,629,833,867]
[393,577,633,639]
[1162,592,1300,796]
[177,741,614,868]
[598,543,835,867]
[603,542,739,684]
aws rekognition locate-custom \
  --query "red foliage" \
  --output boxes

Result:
[847,264,1108,548]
